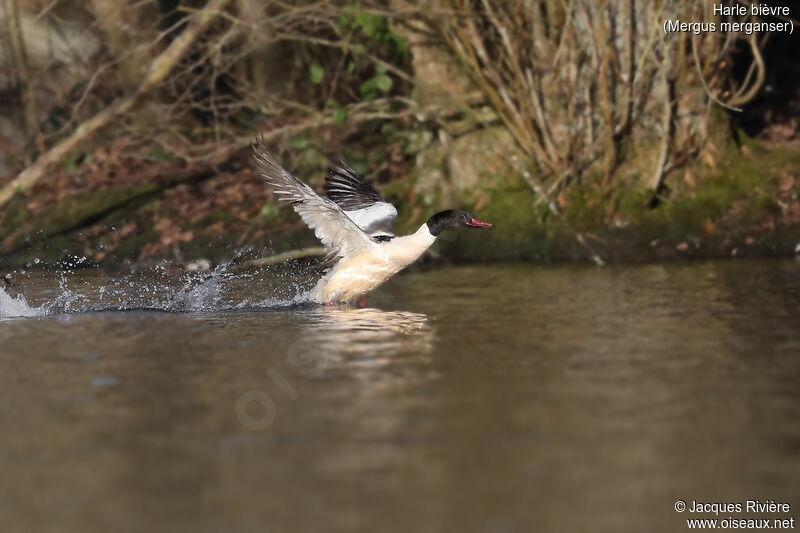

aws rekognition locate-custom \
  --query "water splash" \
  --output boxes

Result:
[0,287,43,318]
[0,253,320,318]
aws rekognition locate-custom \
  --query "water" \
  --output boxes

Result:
[1,260,799,532]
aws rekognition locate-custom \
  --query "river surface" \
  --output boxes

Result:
[1,259,799,532]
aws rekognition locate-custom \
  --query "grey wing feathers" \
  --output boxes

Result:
[252,136,374,262]
[324,157,386,210]
[325,156,398,237]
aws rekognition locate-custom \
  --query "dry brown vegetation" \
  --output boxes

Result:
[425,1,771,194]
[0,0,795,264]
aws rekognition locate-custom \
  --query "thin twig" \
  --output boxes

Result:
[691,36,742,112]
[0,0,232,209]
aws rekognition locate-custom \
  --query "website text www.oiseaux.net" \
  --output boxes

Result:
[675,500,795,529]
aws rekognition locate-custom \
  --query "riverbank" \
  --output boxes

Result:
[1,136,798,270]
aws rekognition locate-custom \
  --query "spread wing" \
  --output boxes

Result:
[253,136,375,262]
[324,156,398,238]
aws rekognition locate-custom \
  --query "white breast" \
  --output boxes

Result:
[313,224,436,303]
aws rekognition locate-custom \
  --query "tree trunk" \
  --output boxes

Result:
[3,0,44,156]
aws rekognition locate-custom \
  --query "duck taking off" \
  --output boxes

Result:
[253,136,493,305]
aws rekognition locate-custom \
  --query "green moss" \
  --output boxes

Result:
[753,194,782,217]
[380,174,429,234]
[1,184,160,247]
[563,187,607,230]
[3,234,83,265]
[112,229,158,258]
[420,135,800,263]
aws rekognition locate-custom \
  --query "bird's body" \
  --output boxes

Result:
[252,137,492,305]
[311,224,436,303]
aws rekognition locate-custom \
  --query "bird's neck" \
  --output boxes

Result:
[387,223,437,262]
[378,223,437,268]
[413,223,438,247]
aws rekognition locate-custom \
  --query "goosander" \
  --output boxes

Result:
[253,137,493,305]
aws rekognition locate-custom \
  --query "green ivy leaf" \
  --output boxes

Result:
[335,15,349,33]
[328,98,346,124]
[347,61,355,74]
[260,203,279,218]
[290,136,308,149]
[352,43,366,55]
[355,12,383,37]
[389,33,407,52]
[333,108,348,124]
[375,74,392,93]
[310,64,324,84]
[359,78,377,100]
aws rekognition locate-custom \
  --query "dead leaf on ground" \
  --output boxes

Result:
[701,219,716,236]
[778,173,795,192]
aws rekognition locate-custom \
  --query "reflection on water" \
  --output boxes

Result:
[290,308,433,374]
[1,259,799,532]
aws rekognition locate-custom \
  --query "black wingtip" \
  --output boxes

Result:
[333,153,349,167]
[327,154,345,174]
[252,134,265,161]
[253,133,271,156]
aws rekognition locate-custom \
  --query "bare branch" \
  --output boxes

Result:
[0,0,232,209]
